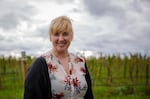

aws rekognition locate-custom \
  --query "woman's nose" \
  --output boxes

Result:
[58,35,64,41]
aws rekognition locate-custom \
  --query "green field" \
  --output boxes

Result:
[0,53,150,99]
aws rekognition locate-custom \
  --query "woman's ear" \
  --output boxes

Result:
[71,33,73,41]
[71,36,73,41]
[49,34,52,41]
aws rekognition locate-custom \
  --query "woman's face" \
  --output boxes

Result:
[50,31,72,53]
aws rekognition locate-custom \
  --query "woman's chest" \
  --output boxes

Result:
[48,60,87,98]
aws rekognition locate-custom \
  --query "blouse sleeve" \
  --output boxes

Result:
[84,63,94,99]
[24,57,52,99]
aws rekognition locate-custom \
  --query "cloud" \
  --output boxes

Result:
[82,0,150,29]
[0,0,150,56]
[83,0,126,18]
[30,0,73,3]
[51,0,73,4]
[85,30,150,53]
[80,0,150,53]
[0,33,50,55]
[0,0,36,30]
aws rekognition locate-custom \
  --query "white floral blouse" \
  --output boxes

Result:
[42,51,88,99]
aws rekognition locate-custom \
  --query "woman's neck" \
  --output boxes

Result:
[52,49,69,59]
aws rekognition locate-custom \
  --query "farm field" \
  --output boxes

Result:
[0,53,150,99]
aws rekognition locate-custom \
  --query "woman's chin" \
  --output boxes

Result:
[56,48,67,52]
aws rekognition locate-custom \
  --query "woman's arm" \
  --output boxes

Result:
[24,57,51,99]
[84,63,94,99]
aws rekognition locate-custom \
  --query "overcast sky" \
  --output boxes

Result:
[0,0,150,57]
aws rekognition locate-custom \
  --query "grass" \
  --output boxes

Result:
[0,72,24,99]
[0,54,150,99]
[0,88,23,99]
[93,85,150,99]
[1,85,150,99]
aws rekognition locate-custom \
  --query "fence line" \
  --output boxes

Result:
[0,52,150,95]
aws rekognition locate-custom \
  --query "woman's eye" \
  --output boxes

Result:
[54,33,59,36]
[63,32,69,36]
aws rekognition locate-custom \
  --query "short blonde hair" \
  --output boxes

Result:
[49,16,73,36]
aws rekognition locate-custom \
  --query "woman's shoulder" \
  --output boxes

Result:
[69,52,86,63]
[41,51,52,58]
[29,56,47,69]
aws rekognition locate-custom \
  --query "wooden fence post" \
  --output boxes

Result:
[21,51,27,80]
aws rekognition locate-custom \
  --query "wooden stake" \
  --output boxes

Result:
[21,51,27,80]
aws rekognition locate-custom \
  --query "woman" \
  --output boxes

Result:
[24,16,94,99]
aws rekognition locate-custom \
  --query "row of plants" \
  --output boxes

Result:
[85,53,150,98]
[0,53,150,99]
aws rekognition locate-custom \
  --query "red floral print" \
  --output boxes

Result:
[73,77,80,87]
[64,76,71,91]
[42,51,88,98]
[53,92,64,99]
[80,67,86,74]
[69,65,75,75]
[74,57,83,63]
[69,69,72,75]
[64,76,71,85]
[48,62,57,72]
